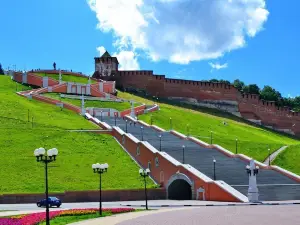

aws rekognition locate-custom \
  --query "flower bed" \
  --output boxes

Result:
[0,208,135,225]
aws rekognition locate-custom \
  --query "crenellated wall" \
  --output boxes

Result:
[104,71,300,137]
[239,94,300,135]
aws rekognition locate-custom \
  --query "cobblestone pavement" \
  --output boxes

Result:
[117,205,300,225]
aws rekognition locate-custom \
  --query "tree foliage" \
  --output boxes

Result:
[0,64,4,75]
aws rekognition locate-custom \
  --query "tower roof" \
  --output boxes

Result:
[100,51,112,58]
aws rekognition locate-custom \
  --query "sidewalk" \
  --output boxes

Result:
[69,208,191,225]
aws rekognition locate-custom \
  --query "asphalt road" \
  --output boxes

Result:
[118,205,300,225]
[0,200,238,211]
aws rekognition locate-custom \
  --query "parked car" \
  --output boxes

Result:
[36,197,61,208]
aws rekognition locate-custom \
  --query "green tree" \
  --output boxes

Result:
[248,84,260,94]
[0,64,4,75]
[260,85,282,102]
[233,79,245,91]
[219,79,231,85]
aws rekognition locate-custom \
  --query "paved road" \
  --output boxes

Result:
[117,204,300,225]
[1,199,300,212]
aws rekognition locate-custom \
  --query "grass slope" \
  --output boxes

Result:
[0,76,155,194]
[117,91,299,162]
[43,93,133,111]
[34,73,96,84]
[273,145,300,175]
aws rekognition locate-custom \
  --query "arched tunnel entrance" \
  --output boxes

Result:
[167,179,192,200]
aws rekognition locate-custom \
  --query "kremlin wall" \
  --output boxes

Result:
[93,51,300,137]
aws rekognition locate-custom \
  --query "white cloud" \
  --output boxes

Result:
[209,62,228,71]
[96,46,106,56]
[88,0,269,64]
[113,50,140,70]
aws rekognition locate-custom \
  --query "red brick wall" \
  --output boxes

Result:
[113,72,300,136]
[0,189,166,204]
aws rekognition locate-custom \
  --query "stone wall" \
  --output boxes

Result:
[0,189,166,204]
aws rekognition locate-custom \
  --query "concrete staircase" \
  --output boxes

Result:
[99,117,300,201]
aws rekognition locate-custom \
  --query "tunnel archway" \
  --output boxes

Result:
[167,173,194,200]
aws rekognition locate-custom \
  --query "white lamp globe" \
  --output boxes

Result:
[103,163,109,169]
[139,169,143,174]
[39,148,45,155]
[47,149,53,156]
[34,149,40,156]
[92,164,97,169]
[246,165,250,170]
[95,163,101,169]
[145,168,150,174]
[52,148,58,156]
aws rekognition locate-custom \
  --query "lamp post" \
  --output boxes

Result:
[139,168,150,210]
[235,139,238,154]
[246,160,259,202]
[170,117,172,130]
[213,159,216,180]
[268,148,271,166]
[187,124,190,136]
[92,163,109,216]
[182,145,185,164]
[150,115,153,125]
[159,135,162,152]
[141,126,144,141]
[34,147,59,225]
[114,114,117,126]
[210,131,213,145]
[125,120,128,133]
[100,110,103,121]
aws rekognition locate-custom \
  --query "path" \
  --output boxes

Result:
[69,204,300,225]
[263,146,288,165]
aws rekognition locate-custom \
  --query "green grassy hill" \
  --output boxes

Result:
[273,145,300,175]
[0,76,155,194]
[34,72,96,84]
[117,91,300,165]
[43,93,134,111]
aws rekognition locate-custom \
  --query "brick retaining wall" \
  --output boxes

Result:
[0,188,166,204]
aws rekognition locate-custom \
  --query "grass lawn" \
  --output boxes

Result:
[0,76,155,194]
[117,91,300,162]
[273,145,300,175]
[34,72,96,84]
[43,93,134,111]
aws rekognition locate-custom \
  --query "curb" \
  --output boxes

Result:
[121,202,300,207]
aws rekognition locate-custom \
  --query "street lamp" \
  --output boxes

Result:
[139,168,150,210]
[182,145,185,164]
[92,163,109,216]
[159,135,162,151]
[100,110,103,121]
[268,148,271,166]
[114,114,117,126]
[170,117,172,130]
[34,147,59,225]
[140,126,144,141]
[246,164,259,176]
[235,139,238,154]
[210,131,213,145]
[213,158,216,180]
[187,124,190,136]
[125,120,128,133]
[245,160,260,202]
[150,115,153,125]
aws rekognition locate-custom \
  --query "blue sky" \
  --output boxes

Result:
[1,0,299,97]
